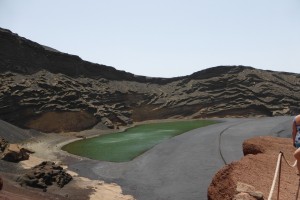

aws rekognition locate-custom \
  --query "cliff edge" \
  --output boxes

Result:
[208,136,298,200]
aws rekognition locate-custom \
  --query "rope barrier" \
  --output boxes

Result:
[267,152,298,200]
[268,153,283,200]
[281,152,297,167]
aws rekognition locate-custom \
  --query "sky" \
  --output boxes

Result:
[0,0,300,78]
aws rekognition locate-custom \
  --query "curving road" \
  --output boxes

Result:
[69,116,293,200]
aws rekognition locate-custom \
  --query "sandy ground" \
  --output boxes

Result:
[15,118,204,200]
[18,128,135,200]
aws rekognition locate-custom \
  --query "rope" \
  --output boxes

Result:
[267,152,298,200]
[268,152,283,200]
[281,152,297,167]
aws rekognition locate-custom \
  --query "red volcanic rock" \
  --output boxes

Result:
[243,140,265,156]
[208,136,298,200]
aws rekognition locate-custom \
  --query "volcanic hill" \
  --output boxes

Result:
[1,27,300,132]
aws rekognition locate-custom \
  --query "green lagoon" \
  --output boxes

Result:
[62,120,216,162]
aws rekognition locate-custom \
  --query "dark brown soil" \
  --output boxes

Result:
[25,111,97,133]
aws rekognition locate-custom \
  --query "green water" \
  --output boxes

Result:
[62,120,216,162]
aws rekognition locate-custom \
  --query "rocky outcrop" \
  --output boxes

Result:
[208,136,297,200]
[17,161,72,191]
[234,182,263,200]
[0,137,32,162]
[2,143,29,162]
[1,144,32,162]
[1,27,300,132]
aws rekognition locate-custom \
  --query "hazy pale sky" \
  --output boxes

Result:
[1,0,300,78]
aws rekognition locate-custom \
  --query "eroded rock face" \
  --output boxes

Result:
[17,161,72,190]
[1,27,300,132]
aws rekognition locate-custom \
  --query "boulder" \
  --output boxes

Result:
[236,182,256,193]
[1,144,32,162]
[101,117,114,129]
[243,141,264,156]
[17,161,72,190]
[235,182,263,200]
[116,115,133,125]
[233,192,256,200]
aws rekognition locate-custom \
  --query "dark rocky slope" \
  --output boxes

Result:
[1,27,300,132]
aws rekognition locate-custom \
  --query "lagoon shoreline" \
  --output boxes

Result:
[2,117,290,200]
[2,118,215,200]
